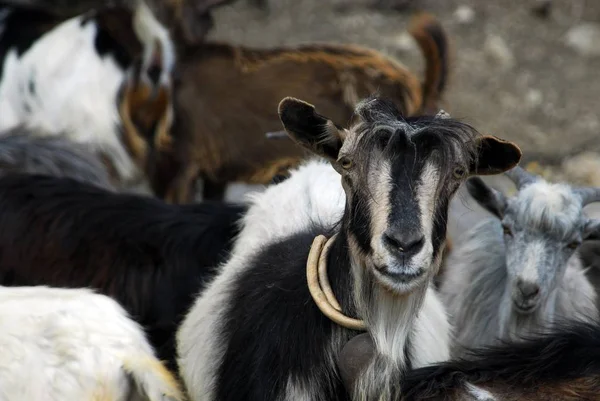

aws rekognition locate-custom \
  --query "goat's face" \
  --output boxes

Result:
[279,96,522,295]
[117,57,174,176]
[467,167,600,314]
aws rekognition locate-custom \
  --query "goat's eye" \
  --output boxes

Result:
[453,167,466,179]
[567,241,581,250]
[338,157,352,170]
[502,224,512,237]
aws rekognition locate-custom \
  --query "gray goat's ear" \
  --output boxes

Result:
[278,97,344,161]
[584,220,600,241]
[466,177,507,219]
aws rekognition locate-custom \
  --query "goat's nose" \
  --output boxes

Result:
[383,230,425,256]
[516,279,540,300]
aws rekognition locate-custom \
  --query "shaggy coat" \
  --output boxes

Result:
[152,13,451,202]
[0,285,183,401]
[0,173,245,369]
[177,96,521,401]
[441,170,600,356]
[400,320,600,400]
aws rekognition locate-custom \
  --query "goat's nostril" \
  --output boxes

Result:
[383,232,425,255]
[383,233,401,249]
[517,280,540,299]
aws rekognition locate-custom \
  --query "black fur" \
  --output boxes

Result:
[0,173,245,370]
[401,320,600,400]
[0,5,61,79]
[217,227,360,401]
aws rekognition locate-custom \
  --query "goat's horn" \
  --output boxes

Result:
[575,187,600,206]
[435,109,450,119]
[265,130,289,139]
[504,166,538,189]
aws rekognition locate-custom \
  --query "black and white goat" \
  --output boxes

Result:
[441,167,599,355]
[0,173,246,370]
[176,96,522,401]
[0,3,174,188]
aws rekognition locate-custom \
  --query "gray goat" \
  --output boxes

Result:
[441,166,599,356]
[0,127,114,189]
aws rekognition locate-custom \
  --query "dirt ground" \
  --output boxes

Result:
[208,0,600,186]
[207,0,600,233]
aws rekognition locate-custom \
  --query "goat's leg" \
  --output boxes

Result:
[202,179,227,201]
[164,162,201,204]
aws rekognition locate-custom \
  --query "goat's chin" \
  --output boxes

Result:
[371,263,429,295]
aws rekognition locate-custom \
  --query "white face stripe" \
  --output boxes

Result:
[517,241,545,284]
[411,161,439,272]
[369,159,393,269]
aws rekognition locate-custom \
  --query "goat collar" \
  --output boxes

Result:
[307,234,367,331]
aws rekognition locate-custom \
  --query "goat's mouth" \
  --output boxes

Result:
[373,264,426,293]
[512,299,539,314]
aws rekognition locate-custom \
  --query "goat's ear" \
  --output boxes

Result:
[466,177,507,218]
[584,220,600,241]
[278,97,344,161]
[470,136,522,176]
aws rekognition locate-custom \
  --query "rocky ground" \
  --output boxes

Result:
[209,0,600,188]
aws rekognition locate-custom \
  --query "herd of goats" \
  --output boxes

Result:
[0,0,599,400]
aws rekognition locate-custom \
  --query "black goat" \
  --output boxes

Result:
[0,173,245,370]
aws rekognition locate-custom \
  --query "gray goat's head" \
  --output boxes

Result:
[467,166,600,314]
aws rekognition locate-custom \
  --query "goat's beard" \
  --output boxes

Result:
[347,236,430,401]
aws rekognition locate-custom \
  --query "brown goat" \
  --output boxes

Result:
[148,13,451,203]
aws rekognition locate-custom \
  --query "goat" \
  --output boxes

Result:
[0,126,114,189]
[0,173,246,371]
[176,95,522,401]
[0,285,184,401]
[0,0,235,45]
[150,13,451,203]
[336,321,600,400]
[440,166,600,356]
[0,4,173,188]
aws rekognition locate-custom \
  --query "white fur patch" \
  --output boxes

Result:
[177,159,345,401]
[0,15,142,184]
[517,241,545,284]
[465,383,496,401]
[410,286,451,367]
[0,285,181,401]
[411,161,438,271]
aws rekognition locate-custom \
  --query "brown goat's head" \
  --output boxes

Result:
[117,44,174,179]
[149,0,233,44]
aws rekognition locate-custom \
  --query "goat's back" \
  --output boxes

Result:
[0,285,183,401]
[0,128,114,189]
[0,173,245,365]
[171,42,422,183]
